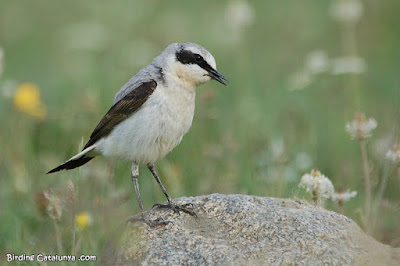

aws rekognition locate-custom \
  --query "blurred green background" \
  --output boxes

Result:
[1,0,399,262]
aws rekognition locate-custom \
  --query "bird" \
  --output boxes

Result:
[47,42,228,226]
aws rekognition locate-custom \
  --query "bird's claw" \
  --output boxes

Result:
[126,215,171,227]
[144,217,171,228]
[153,202,197,217]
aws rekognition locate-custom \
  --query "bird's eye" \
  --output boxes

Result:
[194,54,203,63]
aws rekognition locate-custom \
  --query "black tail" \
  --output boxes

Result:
[47,156,95,174]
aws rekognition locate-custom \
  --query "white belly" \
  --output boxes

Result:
[95,86,195,164]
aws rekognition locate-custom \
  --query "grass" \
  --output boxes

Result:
[1,0,400,263]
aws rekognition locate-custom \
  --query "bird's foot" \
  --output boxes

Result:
[144,217,171,228]
[153,202,197,217]
[126,215,171,228]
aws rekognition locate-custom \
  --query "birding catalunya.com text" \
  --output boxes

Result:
[5,253,97,263]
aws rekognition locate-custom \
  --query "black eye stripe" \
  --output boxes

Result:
[176,50,204,65]
[175,49,214,73]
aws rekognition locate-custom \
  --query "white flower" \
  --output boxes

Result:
[330,0,363,23]
[305,50,329,74]
[330,56,366,75]
[332,190,357,203]
[288,70,313,91]
[346,112,377,140]
[299,169,334,203]
[224,1,255,42]
[386,144,400,163]
[1,80,17,99]
[373,135,395,160]
[225,1,254,29]
[270,138,285,162]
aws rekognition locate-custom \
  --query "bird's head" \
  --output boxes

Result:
[160,43,229,88]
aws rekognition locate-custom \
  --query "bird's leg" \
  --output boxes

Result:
[131,163,145,220]
[147,163,172,202]
[147,164,197,217]
[130,163,169,227]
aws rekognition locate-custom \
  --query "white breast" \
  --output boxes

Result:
[95,83,195,165]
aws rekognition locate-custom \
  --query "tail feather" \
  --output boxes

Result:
[47,156,94,174]
[47,145,96,174]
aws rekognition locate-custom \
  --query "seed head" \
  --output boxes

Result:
[386,144,400,164]
[331,189,357,204]
[43,190,63,221]
[66,180,76,205]
[345,112,377,140]
[299,169,334,204]
[330,0,363,23]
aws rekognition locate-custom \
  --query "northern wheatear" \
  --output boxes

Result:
[48,43,228,226]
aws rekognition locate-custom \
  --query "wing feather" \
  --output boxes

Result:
[83,80,157,149]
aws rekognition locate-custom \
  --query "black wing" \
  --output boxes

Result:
[83,80,157,150]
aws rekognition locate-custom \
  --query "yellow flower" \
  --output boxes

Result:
[76,211,91,230]
[13,82,47,120]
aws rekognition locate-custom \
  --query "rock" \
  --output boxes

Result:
[100,194,399,265]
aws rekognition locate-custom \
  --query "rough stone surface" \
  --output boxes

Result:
[100,194,399,265]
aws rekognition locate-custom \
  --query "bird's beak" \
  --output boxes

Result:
[208,68,229,86]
